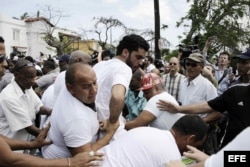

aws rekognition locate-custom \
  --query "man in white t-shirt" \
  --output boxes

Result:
[42,63,119,159]
[125,73,184,130]
[100,115,208,167]
[93,34,150,140]
[53,50,92,107]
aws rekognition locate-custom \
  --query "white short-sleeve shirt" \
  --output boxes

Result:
[93,59,132,139]
[179,74,218,105]
[93,59,132,121]
[0,80,42,142]
[179,74,218,118]
[42,88,99,159]
[144,92,184,130]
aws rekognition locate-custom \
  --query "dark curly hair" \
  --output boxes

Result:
[116,34,149,56]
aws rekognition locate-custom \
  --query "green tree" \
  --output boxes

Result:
[20,12,29,20]
[41,5,78,55]
[177,0,250,55]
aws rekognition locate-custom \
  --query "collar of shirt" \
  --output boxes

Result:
[12,80,32,98]
[184,74,203,86]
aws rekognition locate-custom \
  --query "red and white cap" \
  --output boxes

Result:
[139,73,162,90]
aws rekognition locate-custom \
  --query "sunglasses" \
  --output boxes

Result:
[169,62,177,66]
[185,62,198,67]
[0,54,6,63]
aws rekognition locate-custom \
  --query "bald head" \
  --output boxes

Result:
[65,63,97,104]
[66,63,93,85]
[69,50,92,65]
[169,57,179,63]
[169,57,180,76]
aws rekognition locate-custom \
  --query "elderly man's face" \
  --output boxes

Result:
[185,60,203,80]
[169,58,179,76]
[15,66,37,90]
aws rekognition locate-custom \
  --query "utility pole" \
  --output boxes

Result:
[154,0,161,59]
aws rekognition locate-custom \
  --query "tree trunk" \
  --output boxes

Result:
[154,0,161,59]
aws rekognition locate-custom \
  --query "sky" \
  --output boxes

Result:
[0,0,190,50]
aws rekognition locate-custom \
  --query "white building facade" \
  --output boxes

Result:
[0,13,79,61]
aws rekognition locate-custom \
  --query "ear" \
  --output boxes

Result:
[66,83,75,95]
[186,135,196,146]
[121,49,129,59]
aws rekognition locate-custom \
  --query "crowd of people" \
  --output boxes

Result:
[0,33,249,167]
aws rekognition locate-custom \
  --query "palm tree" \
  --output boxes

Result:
[20,12,29,20]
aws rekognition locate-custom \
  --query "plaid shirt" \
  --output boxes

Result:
[162,73,185,100]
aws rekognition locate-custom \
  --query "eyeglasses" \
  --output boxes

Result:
[0,54,6,63]
[169,62,177,66]
[185,62,198,67]
[15,62,35,71]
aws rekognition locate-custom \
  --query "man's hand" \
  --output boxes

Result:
[71,151,104,167]
[30,124,52,149]
[157,100,179,113]
[183,145,209,162]
[99,119,119,134]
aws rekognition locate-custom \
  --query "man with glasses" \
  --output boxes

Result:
[179,53,218,107]
[0,59,52,154]
[162,57,185,101]
[178,53,219,155]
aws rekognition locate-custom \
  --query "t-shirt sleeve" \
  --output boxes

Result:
[1,98,32,131]
[143,97,161,117]
[64,118,93,148]
[112,68,132,93]
[207,88,231,113]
